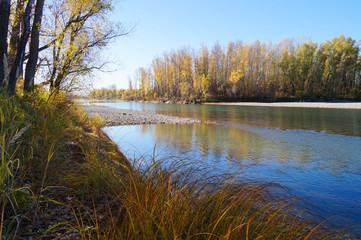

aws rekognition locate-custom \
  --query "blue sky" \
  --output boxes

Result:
[94,0,361,89]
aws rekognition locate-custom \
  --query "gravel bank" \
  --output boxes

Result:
[82,105,201,126]
[204,102,361,109]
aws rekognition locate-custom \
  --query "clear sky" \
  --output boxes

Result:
[94,0,361,89]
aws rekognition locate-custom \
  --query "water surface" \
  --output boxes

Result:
[97,102,361,231]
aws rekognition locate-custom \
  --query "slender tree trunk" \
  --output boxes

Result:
[6,0,35,96]
[24,0,45,91]
[0,0,11,88]
[8,0,25,71]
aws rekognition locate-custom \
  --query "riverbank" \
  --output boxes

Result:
[202,101,361,109]
[0,93,352,239]
[86,98,361,109]
[82,105,201,125]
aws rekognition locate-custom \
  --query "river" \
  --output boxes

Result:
[94,101,361,232]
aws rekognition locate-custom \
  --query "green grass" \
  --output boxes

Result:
[0,90,348,239]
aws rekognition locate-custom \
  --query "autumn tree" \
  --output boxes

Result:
[127,36,361,102]
[39,0,126,93]
[1,0,127,96]
[194,44,209,98]
[229,70,244,98]
[201,74,211,97]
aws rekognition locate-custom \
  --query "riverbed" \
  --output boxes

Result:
[82,104,201,125]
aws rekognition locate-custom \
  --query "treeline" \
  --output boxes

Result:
[89,85,128,99]
[90,88,139,100]
[129,35,361,101]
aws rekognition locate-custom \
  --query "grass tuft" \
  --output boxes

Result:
[87,158,339,239]
[0,90,350,239]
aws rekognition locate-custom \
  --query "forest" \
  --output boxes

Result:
[91,35,361,101]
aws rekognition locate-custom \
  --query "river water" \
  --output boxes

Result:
[95,101,361,231]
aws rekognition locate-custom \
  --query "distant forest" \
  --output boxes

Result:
[91,35,361,101]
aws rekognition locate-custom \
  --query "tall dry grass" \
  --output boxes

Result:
[72,157,344,240]
[0,90,349,239]
[0,90,115,238]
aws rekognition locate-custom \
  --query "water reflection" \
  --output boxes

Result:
[95,102,361,137]
[104,123,361,228]
[134,123,361,175]
[98,101,361,231]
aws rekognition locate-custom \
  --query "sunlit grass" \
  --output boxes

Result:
[0,90,349,239]
[72,157,344,240]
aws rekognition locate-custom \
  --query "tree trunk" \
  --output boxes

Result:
[8,0,25,72]
[0,0,11,88]
[24,0,45,91]
[6,0,35,96]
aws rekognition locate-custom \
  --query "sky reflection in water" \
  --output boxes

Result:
[99,102,361,231]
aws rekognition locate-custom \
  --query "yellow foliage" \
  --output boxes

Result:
[229,69,244,86]
[201,74,211,96]
[180,82,191,98]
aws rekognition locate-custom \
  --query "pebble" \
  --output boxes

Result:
[82,105,201,126]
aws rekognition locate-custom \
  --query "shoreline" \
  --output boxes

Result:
[82,104,201,126]
[80,102,359,238]
[203,101,361,109]
[82,99,361,109]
